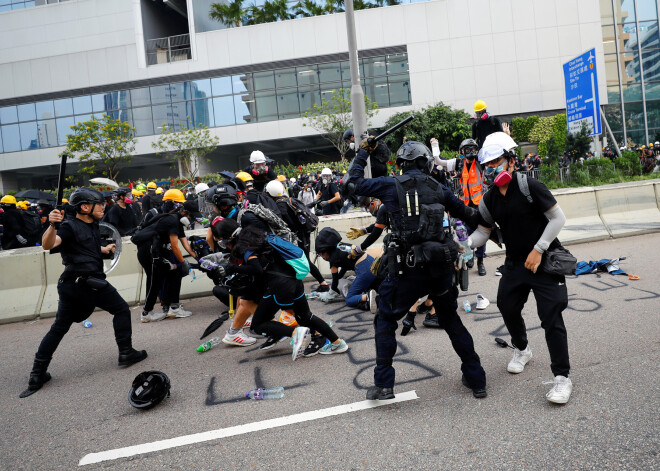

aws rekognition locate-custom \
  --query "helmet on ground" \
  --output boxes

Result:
[395,141,434,173]
[321,167,332,176]
[265,180,286,198]
[128,371,171,410]
[250,150,266,164]
[1,194,17,205]
[147,182,157,189]
[162,188,186,203]
[235,171,254,182]
[69,188,105,209]
[315,227,342,254]
[277,175,286,182]
[208,184,238,207]
[195,182,209,195]
[474,100,487,112]
[343,128,354,141]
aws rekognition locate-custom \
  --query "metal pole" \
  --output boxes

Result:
[344,0,371,178]
[601,106,621,157]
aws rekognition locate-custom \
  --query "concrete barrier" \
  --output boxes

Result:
[595,182,660,238]
[0,247,45,323]
[553,187,612,243]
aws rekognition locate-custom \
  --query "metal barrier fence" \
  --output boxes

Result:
[145,34,192,66]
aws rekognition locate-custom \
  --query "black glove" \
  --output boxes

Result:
[319,201,329,208]
[400,312,417,336]
[16,234,27,245]
[213,265,226,278]
[181,260,191,273]
[317,284,330,293]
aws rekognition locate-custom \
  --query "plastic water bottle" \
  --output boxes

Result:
[189,269,197,281]
[200,259,219,270]
[81,320,92,328]
[245,387,285,400]
[455,221,473,262]
[462,301,472,313]
[197,336,221,353]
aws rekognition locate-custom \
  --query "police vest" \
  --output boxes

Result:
[459,159,484,206]
[389,173,445,240]
[60,218,104,276]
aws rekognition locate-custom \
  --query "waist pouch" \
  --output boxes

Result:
[412,240,457,274]
[418,203,446,241]
[76,276,109,290]
[542,245,577,276]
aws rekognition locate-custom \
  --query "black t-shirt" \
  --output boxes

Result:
[56,219,104,277]
[472,115,503,148]
[319,182,340,214]
[479,174,557,262]
[329,247,357,271]
[103,204,138,236]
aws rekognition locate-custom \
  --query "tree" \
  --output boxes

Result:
[210,0,246,27]
[151,120,220,184]
[564,121,592,160]
[292,0,325,17]
[382,103,472,153]
[63,114,136,181]
[302,88,378,162]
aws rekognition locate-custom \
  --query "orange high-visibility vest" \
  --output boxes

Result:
[460,160,484,206]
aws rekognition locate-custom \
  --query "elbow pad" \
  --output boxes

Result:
[534,205,566,253]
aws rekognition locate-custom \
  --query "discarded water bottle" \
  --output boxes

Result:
[245,387,285,400]
[197,336,221,353]
[462,301,472,313]
[200,259,218,270]
[81,319,92,328]
[189,269,197,281]
[455,221,473,262]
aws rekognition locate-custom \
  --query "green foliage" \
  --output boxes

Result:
[209,0,246,27]
[273,160,351,177]
[564,121,592,160]
[383,103,471,153]
[614,151,642,177]
[528,113,567,158]
[63,114,136,181]
[510,115,539,143]
[302,88,378,162]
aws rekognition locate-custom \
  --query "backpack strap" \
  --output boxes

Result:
[477,198,495,226]
[517,172,533,204]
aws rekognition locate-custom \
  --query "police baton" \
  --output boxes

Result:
[54,151,69,228]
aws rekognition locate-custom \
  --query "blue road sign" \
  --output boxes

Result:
[563,48,601,136]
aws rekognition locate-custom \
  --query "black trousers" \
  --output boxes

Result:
[137,245,182,311]
[497,260,570,377]
[212,285,230,307]
[35,278,132,361]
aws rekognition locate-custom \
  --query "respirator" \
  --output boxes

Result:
[483,159,512,187]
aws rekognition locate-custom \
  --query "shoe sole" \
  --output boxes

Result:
[546,394,571,404]
[369,290,378,314]
[167,313,192,318]
[222,338,256,347]
[141,315,166,323]
[320,343,349,354]
[291,328,311,361]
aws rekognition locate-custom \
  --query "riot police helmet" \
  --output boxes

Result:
[395,141,434,173]
[343,128,354,141]
[208,184,238,208]
[69,188,105,211]
[113,186,131,198]
[128,371,171,410]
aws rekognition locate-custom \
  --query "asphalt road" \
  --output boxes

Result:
[1,234,659,470]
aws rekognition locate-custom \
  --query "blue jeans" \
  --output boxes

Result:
[345,255,376,307]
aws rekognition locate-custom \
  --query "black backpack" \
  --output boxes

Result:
[130,213,170,246]
[20,210,42,244]
[286,197,319,233]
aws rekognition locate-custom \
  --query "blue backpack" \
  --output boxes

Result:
[266,233,310,280]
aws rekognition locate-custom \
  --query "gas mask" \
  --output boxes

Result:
[252,163,268,175]
[322,178,329,185]
[483,159,512,187]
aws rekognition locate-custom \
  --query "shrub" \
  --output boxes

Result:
[511,115,539,143]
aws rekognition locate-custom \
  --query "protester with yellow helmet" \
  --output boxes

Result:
[142,182,163,215]
[147,182,157,189]
[472,99,504,148]
[1,194,32,249]
[16,200,30,210]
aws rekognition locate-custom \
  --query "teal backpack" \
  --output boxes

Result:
[266,233,310,280]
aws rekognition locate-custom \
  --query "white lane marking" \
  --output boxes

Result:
[79,390,418,466]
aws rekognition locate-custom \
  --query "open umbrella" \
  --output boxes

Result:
[14,190,56,204]
[89,177,119,189]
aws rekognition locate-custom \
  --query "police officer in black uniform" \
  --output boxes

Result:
[19,188,147,398]
[348,141,487,400]
[344,128,390,178]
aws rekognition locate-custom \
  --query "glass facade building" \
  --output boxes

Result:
[0,53,411,154]
[601,0,660,145]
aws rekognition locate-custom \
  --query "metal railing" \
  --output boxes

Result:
[145,34,191,66]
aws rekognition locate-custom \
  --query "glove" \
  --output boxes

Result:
[346,227,367,240]
[181,260,191,273]
[319,201,329,208]
[317,283,330,293]
[16,234,27,245]
[348,244,363,259]
[213,265,226,278]
[401,312,417,336]
[360,136,377,153]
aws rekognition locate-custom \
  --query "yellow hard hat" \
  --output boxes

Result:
[277,175,287,182]
[16,200,29,210]
[136,183,146,191]
[474,100,487,112]
[155,188,164,194]
[650,143,654,147]
[62,198,69,203]
[147,182,157,189]
[162,188,185,203]
[132,189,143,196]
[1,194,17,205]
[236,171,254,182]
[641,145,646,149]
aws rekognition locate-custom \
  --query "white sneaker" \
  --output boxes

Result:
[243,316,253,328]
[476,294,490,310]
[291,326,311,361]
[167,304,192,318]
[507,346,533,373]
[222,330,257,346]
[140,310,167,323]
[368,289,378,314]
[545,375,573,404]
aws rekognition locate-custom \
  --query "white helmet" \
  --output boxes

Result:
[321,167,332,176]
[195,182,209,195]
[250,150,266,164]
[265,180,286,198]
[482,132,517,152]
[478,144,507,164]
[290,177,296,183]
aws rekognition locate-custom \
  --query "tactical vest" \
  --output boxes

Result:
[60,218,104,276]
[389,173,446,241]
[458,158,484,206]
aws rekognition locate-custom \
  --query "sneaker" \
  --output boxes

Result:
[366,386,394,400]
[507,346,533,373]
[495,265,504,276]
[368,289,378,314]
[291,326,311,361]
[319,338,349,354]
[141,310,167,323]
[461,374,488,399]
[167,304,192,318]
[303,334,328,357]
[243,317,252,328]
[476,294,490,310]
[260,335,287,350]
[222,330,257,346]
[545,375,573,404]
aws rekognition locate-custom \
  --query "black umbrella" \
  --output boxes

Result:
[219,171,235,180]
[15,190,56,204]
[200,311,230,339]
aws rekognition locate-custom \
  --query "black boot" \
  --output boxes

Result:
[117,339,147,367]
[19,357,52,398]
[400,311,417,336]
[466,258,474,269]
[422,313,441,328]
[477,258,487,276]
[355,301,370,311]
[462,374,487,399]
[366,386,395,400]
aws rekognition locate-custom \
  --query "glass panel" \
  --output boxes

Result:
[627,128,645,145]
[600,0,614,25]
[388,74,412,106]
[169,101,189,129]
[232,74,251,94]
[185,79,213,100]
[319,82,341,103]
[299,87,321,112]
[36,119,57,147]
[603,53,620,85]
[72,96,92,115]
[90,93,107,113]
[274,68,297,88]
[187,99,214,128]
[234,93,255,124]
[622,82,643,101]
[642,49,660,81]
[0,127,2,152]
[624,100,644,130]
[297,66,318,87]
[152,104,174,130]
[211,76,233,96]
[602,25,617,54]
[603,103,624,133]
[637,1,658,21]
[276,90,299,118]
[169,82,185,102]
[622,49,642,83]
[646,99,660,128]
[56,116,75,145]
[618,0,636,24]
[607,85,622,102]
[1,124,20,152]
[639,21,660,49]
[0,105,18,124]
[318,62,342,83]
[150,84,171,105]
[253,71,275,91]
[363,76,390,107]
[131,107,154,136]
[54,98,73,117]
[387,53,409,75]
[130,87,151,107]
[212,96,235,126]
[0,6,10,12]
[74,114,94,125]
[35,100,55,120]
[19,121,38,150]
[255,90,277,122]
[645,81,660,99]
[17,103,36,122]
[363,56,387,78]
